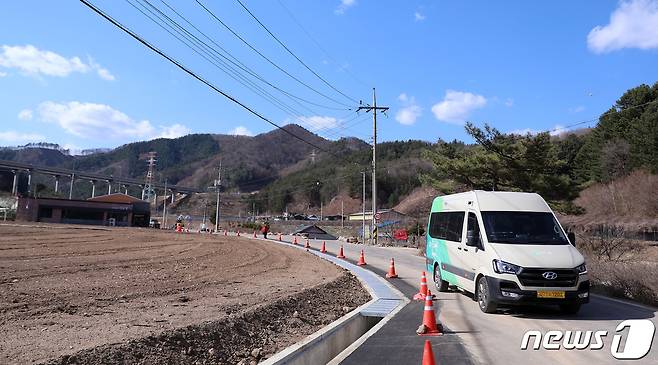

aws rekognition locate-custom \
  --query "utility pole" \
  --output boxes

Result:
[68,173,75,200]
[214,161,222,233]
[341,200,344,229]
[357,88,388,245]
[162,180,167,228]
[362,171,366,244]
[144,152,157,203]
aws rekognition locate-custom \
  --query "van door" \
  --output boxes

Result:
[459,211,486,293]
[427,211,466,288]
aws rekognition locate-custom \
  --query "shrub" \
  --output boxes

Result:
[578,230,657,306]
[587,259,658,307]
[578,228,643,262]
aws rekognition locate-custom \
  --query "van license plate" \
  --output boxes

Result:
[537,291,565,299]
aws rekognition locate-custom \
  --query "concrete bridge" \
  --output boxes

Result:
[0,159,201,201]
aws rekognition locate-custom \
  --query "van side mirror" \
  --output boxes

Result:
[567,232,576,247]
[466,230,481,248]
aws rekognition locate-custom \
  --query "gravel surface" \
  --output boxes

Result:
[0,224,367,364]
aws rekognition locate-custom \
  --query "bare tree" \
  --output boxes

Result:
[579,227,643,262]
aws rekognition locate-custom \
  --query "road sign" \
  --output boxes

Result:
[374,213,381,221]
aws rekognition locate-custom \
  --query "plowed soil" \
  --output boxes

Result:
[0,224,368,364]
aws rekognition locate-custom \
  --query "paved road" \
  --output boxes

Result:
[280,236,657,365]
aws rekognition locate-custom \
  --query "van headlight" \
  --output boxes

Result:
[575,263,587,274]
[492,260,522,275]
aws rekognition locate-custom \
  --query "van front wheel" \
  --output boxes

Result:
[433,264,449,292]
[476,276,498,313]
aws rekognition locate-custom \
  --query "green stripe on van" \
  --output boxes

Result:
[426,196,458,285]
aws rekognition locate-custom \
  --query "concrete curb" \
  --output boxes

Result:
[252,235,409,364]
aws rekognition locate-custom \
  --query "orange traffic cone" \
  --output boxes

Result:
[253,230,257,238]
[421,340,436,365]
[237,229,241,237]
[305,239,311,250]
[224,229,228,236]
[418,290,442,336]
[293,236,298,245]
[320,241,327,253]
[385,258,398,278]
[337,245,346,259]
[278,233,282,241]
[413,271,429,300]
[357,249,367,266]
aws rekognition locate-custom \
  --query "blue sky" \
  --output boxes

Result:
[0,0,656,151]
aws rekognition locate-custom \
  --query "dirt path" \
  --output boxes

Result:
[0,224,354,364]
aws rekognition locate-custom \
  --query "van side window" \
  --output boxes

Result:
[467,212,483,249]
[429,212,465,242]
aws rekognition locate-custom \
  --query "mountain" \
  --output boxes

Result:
[0,146,73,166]
[244,140,434,214]
[0,124,370,193]
[2,82,656,222]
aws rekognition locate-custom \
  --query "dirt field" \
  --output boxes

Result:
[0,224,367,364]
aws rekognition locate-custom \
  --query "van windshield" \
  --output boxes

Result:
[481,211,568,245]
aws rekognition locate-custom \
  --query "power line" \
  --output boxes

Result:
[128,0,312,121]
[301,110,362,140]
[234,0,360,104]
[134,0,349,124]
[546,99,656,135]
[128,0,358,144]
[156,0,349,112]
[195,0,354,108]
[79,0,351,165]
[319,113,373,140]
[276,0,369,88]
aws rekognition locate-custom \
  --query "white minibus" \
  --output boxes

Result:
[426,191,589,314]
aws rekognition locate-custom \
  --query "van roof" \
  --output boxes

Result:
[431,190,551,212]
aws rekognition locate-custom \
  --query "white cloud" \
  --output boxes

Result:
[0,45,114,80]
[88,58,115,81]
[35,101,188,141]
[504,98,514,107]
[0,71,6,77]
[18,109,33,121]
[587,0,658,53]
[431,90,487,124]
[549,125,565,136]
[0,131,46,144]
[415,12,426,21]
[337,62,351,73]
[61,143,83,155]
[509,125,565,136]
[230,126,253,136]
[395,93,422,125]
[298,115,339,131]
[509,128,539,136]
[335,0,356,15]
[158,124,190,139]
[397,105,422,125]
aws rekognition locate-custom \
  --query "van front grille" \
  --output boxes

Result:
[517,268,578,288]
